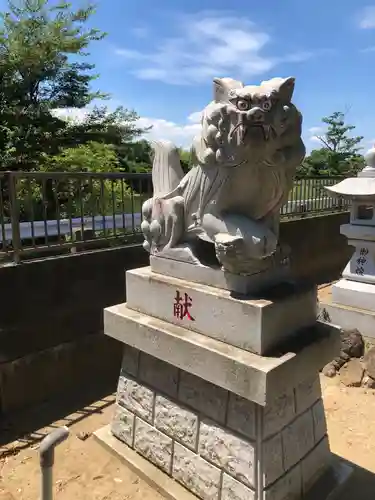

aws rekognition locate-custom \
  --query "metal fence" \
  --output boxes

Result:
[0,172,349,264]
[281,176,349,217]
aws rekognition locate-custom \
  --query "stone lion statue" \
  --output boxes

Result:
[141,76,306,275]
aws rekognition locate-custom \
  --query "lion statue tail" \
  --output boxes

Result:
[151,140,185,197]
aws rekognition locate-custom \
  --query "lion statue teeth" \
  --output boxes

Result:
[141,76,306,276]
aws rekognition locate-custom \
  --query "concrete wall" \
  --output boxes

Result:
[280,212,352,284]
[0,212,351,415]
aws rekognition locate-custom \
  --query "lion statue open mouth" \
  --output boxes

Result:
[141,76,306,276]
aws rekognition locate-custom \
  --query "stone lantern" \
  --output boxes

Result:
[321,146,375,337]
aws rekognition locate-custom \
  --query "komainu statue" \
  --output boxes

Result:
[141,76,306,276]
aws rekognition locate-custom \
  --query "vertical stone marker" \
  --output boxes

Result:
[321,146,375,339]
[95,76,351,499]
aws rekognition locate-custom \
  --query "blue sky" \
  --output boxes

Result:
[9,0,375,152]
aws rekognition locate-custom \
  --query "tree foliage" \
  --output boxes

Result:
[0,0,148,171]
[178,148,193,173]
[300,111,364,177]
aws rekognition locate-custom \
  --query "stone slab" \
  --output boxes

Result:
[95,426,353,500]
[125,267,317,355]
[94,425,197,500]
[150,255,289,295]
[303,459,354,500]
[320,300,375,340]
[332,279,375,312]
[341,251,375,286]
[104,303,340,406]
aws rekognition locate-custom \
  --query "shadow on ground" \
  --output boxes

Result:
[0,381,116,457]
[340,462,375,500]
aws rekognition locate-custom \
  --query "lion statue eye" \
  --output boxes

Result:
[236,99,250,111]
[261,99,272,111]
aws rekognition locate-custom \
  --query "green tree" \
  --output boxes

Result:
[62,106,149,162]
[42,141,120,173]
[179,148,193,173]
[117,139,152,173]
[302,112,364,176]
[18,141,129,220]
[0,0,147,170]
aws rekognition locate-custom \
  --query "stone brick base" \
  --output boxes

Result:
[110,345,331,500]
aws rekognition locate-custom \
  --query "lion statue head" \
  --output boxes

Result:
[192,76,304,170]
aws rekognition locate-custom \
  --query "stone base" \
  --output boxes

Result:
[150,255,290,295]
[104,305,339,406]
[100,266,342,500]
[125,267,317,355]
[95,425,353,500]
[320,300,375,340]
[96,327,341,500]
[332,279,375,312]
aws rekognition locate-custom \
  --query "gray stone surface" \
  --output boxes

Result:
[312,400,327,443]
[141,77,305,279]
[96,425,353,500]
[363,347,375,378]
[199,419,255,487]
[227,393,256,440]
[221,473,256,500]
[264,464,302,500]
[133,418,172,474]
[172,442,221,500]
[340,328,365,358]
[111,403,134,446]
[294,377,321,415]
[263,389,295,439]
[117,375,154,423]
[263,434,284,486]
[282,410,315,470]
[150,255,289,295]
[178,372,227,423]
[339,359,365,387]
[139,353,178,398]
[319,300,375,340]
[105,304,341,406]
[301,437,331,495]
[332,278,375,311]
[154,395,198,450]
[126,267,317,355]
[121,345,139,377]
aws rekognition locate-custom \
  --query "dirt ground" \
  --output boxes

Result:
[0,376,375,500]
[318,283,333,303]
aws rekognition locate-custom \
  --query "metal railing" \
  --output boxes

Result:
[0,171,152,263]
[0,172,349,264]
[281,176,350,217]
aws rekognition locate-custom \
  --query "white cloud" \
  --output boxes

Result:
[308,126,323,135]
[52,107,88,123]
[138,116,201,148]
[360,45,375,52]
[187,111,202,123]
[114,11,319,84]
[132,27,149,39]
[52,107,201,149]
[359,6,375,28]
[306,126,324,144]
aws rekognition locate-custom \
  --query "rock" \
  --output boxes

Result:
[363,347,375,379]
[340,329,364,359]
[332,357,346,370]
[322,363,337,378]
[339,359,364,387]
[76,431,91,441]
[362,374,375,389]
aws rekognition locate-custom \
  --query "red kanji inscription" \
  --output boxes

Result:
[173,290,195,321]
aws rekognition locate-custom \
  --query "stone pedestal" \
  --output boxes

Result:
[95,266,350,500]
[321,147,375,340]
